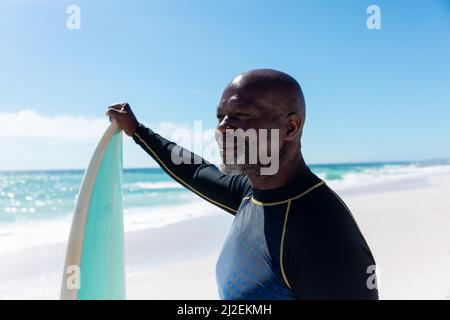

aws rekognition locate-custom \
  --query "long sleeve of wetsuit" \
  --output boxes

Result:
[132,123,252,215]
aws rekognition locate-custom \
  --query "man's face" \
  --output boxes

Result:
[215,85,282,176]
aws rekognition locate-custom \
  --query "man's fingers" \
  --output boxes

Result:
[108,102,129,110]
[106,109,116,118]
[107,107,127,114]
[108,102,124,109]
[105,102,132,125]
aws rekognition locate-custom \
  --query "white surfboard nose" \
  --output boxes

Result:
[61,119,126,300]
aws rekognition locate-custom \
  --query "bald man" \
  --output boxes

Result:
[107,69,379,300]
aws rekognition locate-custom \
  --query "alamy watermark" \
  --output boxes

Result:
[367,5,382,30]
[167,121,280,176]
[65,264,81,290]
[66,4,81,30]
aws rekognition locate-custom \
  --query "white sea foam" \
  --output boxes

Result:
[324,163,450,191]
[0,194,219,256]
[0,218,71,256]
[123,200,220,232]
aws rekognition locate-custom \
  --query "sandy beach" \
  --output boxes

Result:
[1,168,449,300]
[126,171,450,300]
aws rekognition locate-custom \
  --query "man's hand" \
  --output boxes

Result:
[106,102,139,136]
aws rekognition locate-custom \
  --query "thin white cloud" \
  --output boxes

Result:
[0,110,108,142]
[0,110,220,171]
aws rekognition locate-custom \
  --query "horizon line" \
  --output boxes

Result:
[1,158,449,174]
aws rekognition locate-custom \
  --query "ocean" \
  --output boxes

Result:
[0,160,449,255]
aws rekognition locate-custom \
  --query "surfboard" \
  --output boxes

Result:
[61,120,126,300]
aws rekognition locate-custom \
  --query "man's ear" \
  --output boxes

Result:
[283,113,302,142]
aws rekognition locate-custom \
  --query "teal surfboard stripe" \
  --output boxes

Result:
[78,127,126,299]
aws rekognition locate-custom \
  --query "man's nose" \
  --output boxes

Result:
[217,115,236,133]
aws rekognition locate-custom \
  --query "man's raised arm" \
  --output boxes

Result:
[107,102,251,215]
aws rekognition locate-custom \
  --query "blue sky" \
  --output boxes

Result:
[0,0,449,170]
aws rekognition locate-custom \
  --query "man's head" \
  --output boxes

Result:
[216,69,306,176]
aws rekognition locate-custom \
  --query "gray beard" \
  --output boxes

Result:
[218,163,261,176]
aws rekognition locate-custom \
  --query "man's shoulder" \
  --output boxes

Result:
[291,182,349,214]
[288,183,363,239]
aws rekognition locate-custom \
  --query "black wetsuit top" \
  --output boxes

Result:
[132,123,379,300]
